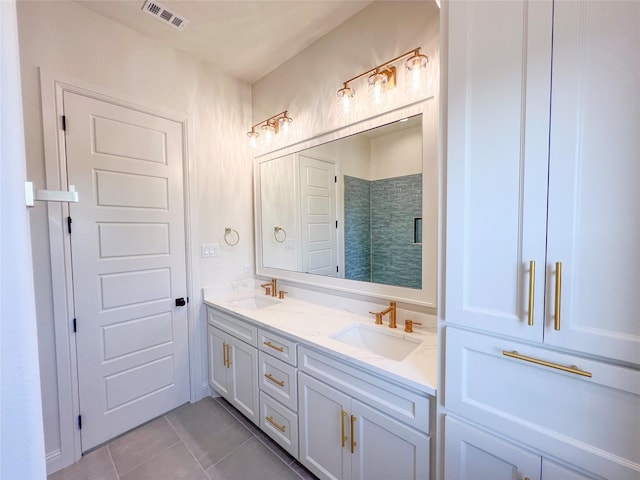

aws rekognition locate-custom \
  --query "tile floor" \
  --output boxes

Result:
[49,397,317,480]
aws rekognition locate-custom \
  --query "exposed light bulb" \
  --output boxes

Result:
[278,116,292,136]
[337,86,355,116]
[368,72,388,106]
[405,52,429,97]
[261,123,275,144]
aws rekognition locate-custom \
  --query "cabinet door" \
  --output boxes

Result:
[541,459,596,480]
[545,1,640,365]
[446,0,552,340]
[298,372,351,480]
[350,399,429,480]
[227,336,258,424]
[444,416,541,480]
[207,325,229,397]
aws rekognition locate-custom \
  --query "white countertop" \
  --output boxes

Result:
[204,290,437,396]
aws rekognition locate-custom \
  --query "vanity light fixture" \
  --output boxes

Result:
[337,47,429,113]
[247,111,293,149]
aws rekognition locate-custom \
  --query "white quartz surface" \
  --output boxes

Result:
[204,290,437,396]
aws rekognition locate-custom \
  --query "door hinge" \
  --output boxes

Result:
[67,216,72,234]
[335,176,337,183]
[336,265,339,273]
[62,115,67,131]
[336,220,338,228]
[78,415,82,430]
[72,318,77,333]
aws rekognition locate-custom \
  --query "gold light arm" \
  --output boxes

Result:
[555,262,562,330]
[250,110,290,131]
[502,351,592,377]
[528,260,535,326]
[341,48,424,87]
[264,373,285,387]
[341,410,348,448]
[265,416,286,433]
[350,415,357,454]
[263,341,284,352]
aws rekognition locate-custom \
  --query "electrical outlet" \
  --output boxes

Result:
[284,239,295,250]
[201,243,220,257]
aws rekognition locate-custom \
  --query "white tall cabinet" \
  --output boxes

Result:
[443,1,640,479]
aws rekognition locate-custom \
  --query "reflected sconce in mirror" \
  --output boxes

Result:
[337,47,429,115]
[247,111,293,149]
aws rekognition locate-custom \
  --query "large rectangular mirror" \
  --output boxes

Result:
[255,103,437,308]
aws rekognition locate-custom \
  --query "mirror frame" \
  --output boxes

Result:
[254,100,437,307]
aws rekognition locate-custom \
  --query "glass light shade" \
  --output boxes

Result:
[278,116,293,136]
[405,53,429,97]
[261,123,275,144]
[337,86,355,116]
[247,129,259,149]
[368,72,388,106]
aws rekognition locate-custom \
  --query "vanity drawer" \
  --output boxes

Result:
[259,329,297,366]
[298,346,430,432]
[208,307,257,347]
[258,351,297,412]
[259,391,299,458]
[445,326,640,479]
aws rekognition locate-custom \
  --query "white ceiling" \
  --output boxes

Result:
[76,0,374,84]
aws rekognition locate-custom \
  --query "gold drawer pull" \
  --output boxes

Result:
[341,409,347,447]
[502,351,591,377]
[527,260,535,326]
[264,341,284,352]
[264,373,285,387]
[226,344,232,367]
[554,261,562,331]
[222,342,227,367]
[350,415,357,454]
[265,416,286,433]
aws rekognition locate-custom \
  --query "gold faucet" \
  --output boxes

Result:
[260,278,277,297]
[370,301,397,328]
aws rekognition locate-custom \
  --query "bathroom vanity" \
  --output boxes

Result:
[204,291,436,480]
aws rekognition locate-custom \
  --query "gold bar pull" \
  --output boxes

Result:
[554,261,562,330]
[265,416,286,433]
[264,373,285,387]
[527,260,535,326]
[350,415,357,454]
[263,341,284,352]
[502,350,591,377]
[226,344,232,367]
[341,409,347,447]
[222,342,228,367]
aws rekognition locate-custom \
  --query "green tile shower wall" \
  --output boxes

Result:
[344,174,422,289]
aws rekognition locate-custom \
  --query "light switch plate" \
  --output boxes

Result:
[201,243,220,257]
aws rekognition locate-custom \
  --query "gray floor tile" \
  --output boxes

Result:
[206,437,300,480]
[253,428,296,465]
[290,461,319,480]
[214,397,261,435]
[120,443,208,480]
[167,397,252,470]
[48,446,116,480]
[108,416,180,476]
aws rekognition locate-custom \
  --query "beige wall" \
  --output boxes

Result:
[17,1,252,469]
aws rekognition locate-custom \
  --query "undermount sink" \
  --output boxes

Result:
[230,295,279,310]
[330,323,421,361]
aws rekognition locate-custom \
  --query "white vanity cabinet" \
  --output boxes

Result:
[444,1,640,478]
[207,309,259,425]
[298,347,430,480]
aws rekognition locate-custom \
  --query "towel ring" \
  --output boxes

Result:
[224,227,240,246]
[274,226,287,243]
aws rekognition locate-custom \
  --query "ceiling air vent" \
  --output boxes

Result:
[141,1,188,30]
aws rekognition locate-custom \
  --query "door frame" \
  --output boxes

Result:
[39,70,201,472]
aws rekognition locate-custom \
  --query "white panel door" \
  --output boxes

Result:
[350,399,429,480]
[298,372,350,480]
[544,1,640,365]
[208,325,229,397]
[64,91,189,450]
[444,416,541,480]
[445,0,552,340]
[299,155,338,276]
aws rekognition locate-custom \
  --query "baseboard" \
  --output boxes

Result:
[45,448,66,476]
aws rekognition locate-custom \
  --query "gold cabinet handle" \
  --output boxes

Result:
[341,409,347,447]
[554,261,562,330]
[222,342,228,367]
[265,416,286,433]
[350,415,357,454]
[527,260,535,326]
[264,373,285,387]
[263,341,284,352]
[226,344,232,367]
[502,350,591,377]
